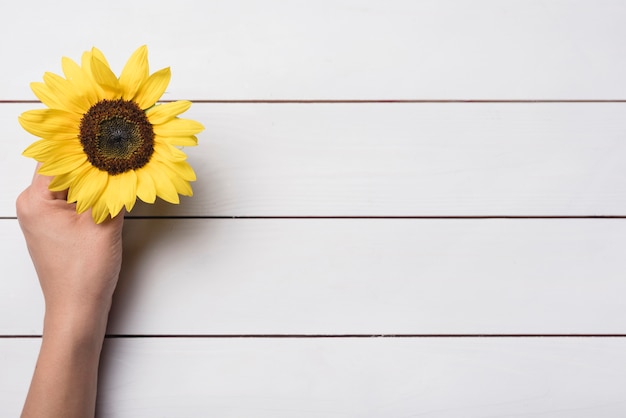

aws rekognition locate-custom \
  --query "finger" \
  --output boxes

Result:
[31,162,68,201]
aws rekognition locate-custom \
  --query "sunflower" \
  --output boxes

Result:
[18,45,203,223]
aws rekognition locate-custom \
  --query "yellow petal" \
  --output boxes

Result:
[103,175,126,217]
[169,175,193,196]
[38,153,87,176]
[43,72,91,114]
[90,56,121,99]
[135,166,157,203]
[81,50,93,71]
[156,134,199,147]
[21,139,56,157]
[166,144,189,162]
[118,170,138,212]
[143,161,179,204]
[19,108,81,125]
[66,163,96,202]
[70,167,107,214]
[134,67,171,109]
[49,172,76,191]
[153,141,188,163]
[22,109,81,123]
[176,160,196,182]
[160,158,196,182]
[153,118,204,137]
[158,160,194,196]
[23,138,83,160]
[91,191,111,224]
[146,100,192,125]
[119,45,149,101]
[61,57,100,107]
[90,47,110,67]
[61,56,82,80]
[19,109,80,140]
[81,50,107,101]
[30,82,64,110]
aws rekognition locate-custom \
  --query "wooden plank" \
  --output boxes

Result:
[0,339,36,416]
[2,0,626,100]
[4,102,626,217]
[2,218,626,335]
[2,337,626,416]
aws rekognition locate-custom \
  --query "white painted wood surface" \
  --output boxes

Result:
[4,103,626,217]
[2,0,626,100]
[2,338,626,417]
[3,218,626,335]
[1,0,625,415]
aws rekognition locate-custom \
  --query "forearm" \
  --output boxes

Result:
[17,168,124,417]
[21,305,111,418]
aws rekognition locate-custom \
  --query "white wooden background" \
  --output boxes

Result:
[2,0,626,416]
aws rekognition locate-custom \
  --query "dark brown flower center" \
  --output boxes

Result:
[79,99,154,175]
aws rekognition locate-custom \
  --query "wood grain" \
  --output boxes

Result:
[3,102,626,217]
[2,218,625,335]
[2,337,626,417]
[1,0,625,100]
[2,1,625,414]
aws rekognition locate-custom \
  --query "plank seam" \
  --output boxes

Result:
[2,216,626,220]
[3,100,626,104]
[127,215,626,219]
[3,334,626,339]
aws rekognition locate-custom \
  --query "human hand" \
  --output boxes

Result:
[16,164,124,320]
[18,164,125,418]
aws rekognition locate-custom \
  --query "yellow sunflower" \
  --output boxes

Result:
[18,45,203,223]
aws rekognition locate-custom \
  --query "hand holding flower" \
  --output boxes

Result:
[17,166,124,417]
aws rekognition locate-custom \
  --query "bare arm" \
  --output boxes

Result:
[17,166,124,418]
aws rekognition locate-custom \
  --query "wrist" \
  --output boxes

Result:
[43,302,112,344]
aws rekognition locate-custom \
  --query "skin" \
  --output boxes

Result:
[17,165,124,418]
